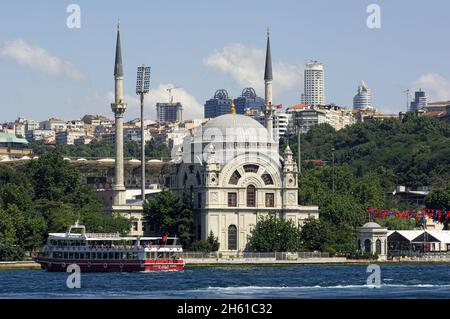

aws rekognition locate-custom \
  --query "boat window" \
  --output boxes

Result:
[115,253,120,259]
[146,252,150,259]
[97,252,102,259]
[109,252,114,259]
[63,252,68,259]
[157,252,163,259]
[127,252,132,260]
[103,253,108,259]
[74,252,79,259]
[69,253,74,259]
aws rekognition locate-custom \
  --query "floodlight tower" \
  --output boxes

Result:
[136,65,151,202]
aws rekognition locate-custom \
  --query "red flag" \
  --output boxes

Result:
[275,104,283,109]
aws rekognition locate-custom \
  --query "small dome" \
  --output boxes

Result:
[361,222,382,228]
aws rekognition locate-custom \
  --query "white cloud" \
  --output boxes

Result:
[0,38,85,81]
[203,43,302,96]
[412,73,450,102]
[145,84,204,120]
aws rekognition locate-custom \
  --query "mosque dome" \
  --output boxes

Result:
[198,114,275,144]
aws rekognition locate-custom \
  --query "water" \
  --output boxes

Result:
[1,264,450,298]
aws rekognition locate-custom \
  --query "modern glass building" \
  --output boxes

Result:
[234,88,265,113]
[204,89,232,118]
[156,102,183,123]
[205,88,265,118]
[410,90,427,112]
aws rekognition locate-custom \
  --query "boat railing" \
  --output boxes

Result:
[44,244,183,251]
[84,232,120,238]
[144,245,183,250]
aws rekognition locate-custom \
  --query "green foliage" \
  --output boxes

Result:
[248,215,301,252]
[297,165,383,254]
[286,116,450,188]
[190,231,220,252]
[425,186,450,210]
[143,188,194,248]
[0,152,130,261]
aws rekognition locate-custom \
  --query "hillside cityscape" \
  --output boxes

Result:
[1,1,450,303]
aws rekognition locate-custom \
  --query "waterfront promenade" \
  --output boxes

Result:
[3,255,450,270]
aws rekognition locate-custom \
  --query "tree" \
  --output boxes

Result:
[425,186,450,210]
[143,188,194,248]
[26,151,81,202]
[248,215,301,252]
[190,231,220,252]
[299,218,334,251]
[0,207,25,261]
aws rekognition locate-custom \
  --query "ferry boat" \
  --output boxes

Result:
[34,222,184,272]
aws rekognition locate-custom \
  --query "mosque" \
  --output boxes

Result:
[107,25,319,251]
[168,31,319,251]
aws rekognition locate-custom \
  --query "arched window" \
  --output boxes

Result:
[364,239,371,253]
[228,225,237,250]
[247,185,256,207]
[261,173,274,185]
[229,170,241,185]
[243,164,259,173]
[376,239,382,255]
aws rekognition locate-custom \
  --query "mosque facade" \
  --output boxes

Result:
[169,31,319,252]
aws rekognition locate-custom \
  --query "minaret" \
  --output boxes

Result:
[111,22,127,206]
[264,28,274,139]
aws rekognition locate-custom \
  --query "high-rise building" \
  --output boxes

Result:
[204,89,232,118]
[353,80,373,110]
[234,88,265,113]
[410,90,427,112]
[301,61,325,106]
[156,102,183,122]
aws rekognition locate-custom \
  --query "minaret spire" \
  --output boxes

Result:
[264,28,274,140]
[264,28,273,81]
[114,21,123,77]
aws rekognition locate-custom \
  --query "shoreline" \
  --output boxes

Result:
[3,259,450,270]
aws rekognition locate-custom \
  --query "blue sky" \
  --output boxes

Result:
[1,0,450,121]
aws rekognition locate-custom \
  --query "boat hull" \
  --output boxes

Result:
[34,258,184,272]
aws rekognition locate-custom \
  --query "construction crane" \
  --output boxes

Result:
[167,86,180,103]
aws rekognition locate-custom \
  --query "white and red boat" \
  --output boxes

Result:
[34,222,184,272]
